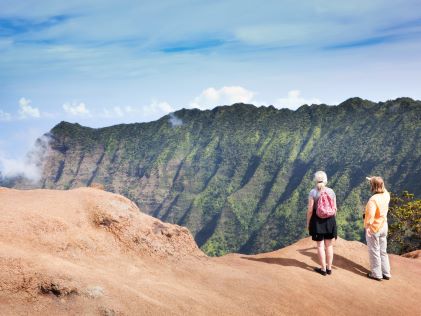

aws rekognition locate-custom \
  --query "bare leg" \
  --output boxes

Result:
[317,241,326,270]
[324,239,333,270]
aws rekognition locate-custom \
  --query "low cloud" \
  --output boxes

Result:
[0,134,51,183]
[190,86,255,110]
[145,101,174,116]
[19,97,40,118]
[169,113,183,127]
[0,155,41,182]
[275,90,321,110]
[63,101,90,116]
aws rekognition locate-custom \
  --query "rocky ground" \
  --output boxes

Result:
[0,187,420,315]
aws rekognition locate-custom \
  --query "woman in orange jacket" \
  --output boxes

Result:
[364,176,391,281]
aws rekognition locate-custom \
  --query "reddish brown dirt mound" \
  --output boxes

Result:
[0,187,420,315]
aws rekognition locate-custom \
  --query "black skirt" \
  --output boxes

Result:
[309,211,337,237]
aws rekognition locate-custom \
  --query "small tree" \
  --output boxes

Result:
[388,191,421,255]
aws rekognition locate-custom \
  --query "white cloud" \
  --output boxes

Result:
[0,109,12,121]
[0,155,40,181]
[275,90,321,110]
[142,100,175,117]
[0,134,50,183]
[169,113,183,127]
[63,101,90,116]
[190,86,255,110]
[18,97,40,118]
[188,86,320,111]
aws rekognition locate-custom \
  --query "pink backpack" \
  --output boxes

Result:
[316,191,336,218]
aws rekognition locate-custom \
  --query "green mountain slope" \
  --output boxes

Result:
[39,97,421,255]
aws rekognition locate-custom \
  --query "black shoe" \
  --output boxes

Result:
[326,269,332,275]
[314,267,327,276]
[367,273,382,281]
[382,274,390,280]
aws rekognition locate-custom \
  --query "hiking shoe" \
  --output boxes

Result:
[382,275,390,280]
[326,268,332,275]
[367,273,382,281]
[314,267,327,276]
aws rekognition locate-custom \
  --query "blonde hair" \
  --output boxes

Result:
[314,171,327,191]
[370,176,385,194]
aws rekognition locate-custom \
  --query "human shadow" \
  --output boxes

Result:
[240,247,370,278]
[298,247,370,277]
[241,257,314,272]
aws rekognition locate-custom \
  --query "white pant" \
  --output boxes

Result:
[366,223,391,279]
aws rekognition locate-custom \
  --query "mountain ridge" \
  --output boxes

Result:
[10,97,421,255]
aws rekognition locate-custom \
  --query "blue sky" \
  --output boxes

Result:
[1,0,421,176]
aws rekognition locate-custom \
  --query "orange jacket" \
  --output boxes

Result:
[364,191,390,234]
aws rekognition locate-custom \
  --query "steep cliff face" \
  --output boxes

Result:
[38,98,421,255]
